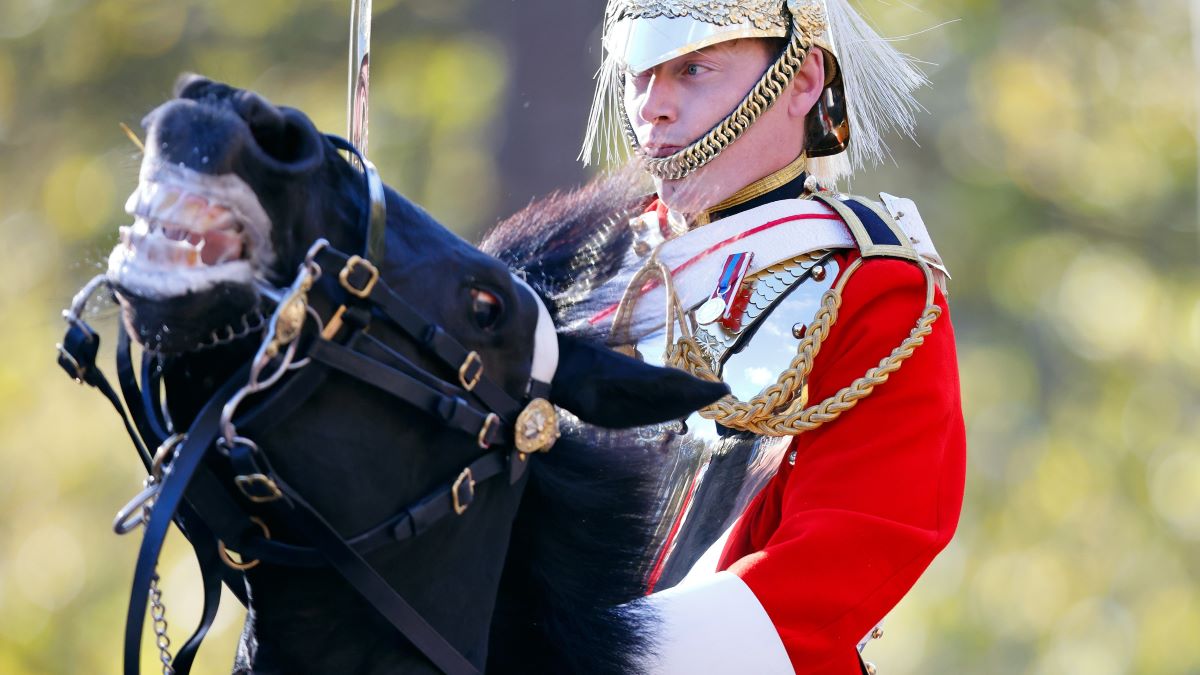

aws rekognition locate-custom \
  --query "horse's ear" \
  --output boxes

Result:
[174,73,211,98]
[550,333,729,428]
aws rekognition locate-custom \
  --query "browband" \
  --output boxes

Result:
[512,276,559,392]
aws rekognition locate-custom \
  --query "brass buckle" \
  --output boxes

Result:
[218,517,271,571]
[235,474,283,503]
[459,351,483,391]
[451,468,476,516]
[476,413,500,449]
[56,344,86,383]
[338,255,380,299]
[151,434,187,481]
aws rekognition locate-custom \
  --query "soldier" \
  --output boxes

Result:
[577,0,968,672]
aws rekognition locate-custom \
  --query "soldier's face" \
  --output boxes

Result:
[624,39,823,213]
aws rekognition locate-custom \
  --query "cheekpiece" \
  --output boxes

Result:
[581,0,930,186]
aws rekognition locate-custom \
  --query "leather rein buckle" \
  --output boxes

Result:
[458,351,483,391]
[235,474,284,503]
[339,254,380,298]
[451,468,476,516]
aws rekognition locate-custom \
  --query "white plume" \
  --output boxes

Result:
[580,54,630,167]
[812,0,929,184]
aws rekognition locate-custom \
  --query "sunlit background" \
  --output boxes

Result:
[0,0,1196,673]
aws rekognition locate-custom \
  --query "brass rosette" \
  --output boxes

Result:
[514,398,560,456]
[628,2,829,181]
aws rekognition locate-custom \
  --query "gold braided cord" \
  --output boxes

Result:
[664,259,943,436]
[610,249,688,351]
[630,9,820,181]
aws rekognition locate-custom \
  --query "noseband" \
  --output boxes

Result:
[58,136,560,675]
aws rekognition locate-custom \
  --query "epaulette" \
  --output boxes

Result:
[809,193,919,262]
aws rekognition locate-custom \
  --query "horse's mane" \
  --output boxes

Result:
[482,174,666,674]
[481,168,651,343]
[487,426,662,674]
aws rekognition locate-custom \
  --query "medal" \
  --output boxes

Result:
[695,297,727,325]
[695,252,754,327]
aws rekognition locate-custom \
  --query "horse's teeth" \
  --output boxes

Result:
[150,185,180,215]
[177,194,207,222]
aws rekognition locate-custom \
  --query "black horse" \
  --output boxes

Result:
[79,75,727,674]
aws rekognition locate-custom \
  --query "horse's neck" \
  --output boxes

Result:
[237,569,448,675]
[232,420,529,674]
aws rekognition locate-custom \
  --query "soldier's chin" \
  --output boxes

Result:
[108,246,260,353]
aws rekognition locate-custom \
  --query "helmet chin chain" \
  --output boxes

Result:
[624,6,822,181]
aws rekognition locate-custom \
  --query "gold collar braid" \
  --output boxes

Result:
[692,153,808,227]
[626,4,827,181]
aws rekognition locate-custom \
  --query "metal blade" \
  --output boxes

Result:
[348,0,372,159]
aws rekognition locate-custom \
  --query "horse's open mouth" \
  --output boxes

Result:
[108,160,274,299]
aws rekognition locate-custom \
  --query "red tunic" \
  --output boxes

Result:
[717,251,967,673]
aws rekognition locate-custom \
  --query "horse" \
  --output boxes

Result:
[65,74,729,674]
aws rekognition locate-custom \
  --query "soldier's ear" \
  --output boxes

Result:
[549,333,728,428]
[789,46,826,120]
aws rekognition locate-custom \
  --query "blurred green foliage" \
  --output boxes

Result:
[0,0,1196,673]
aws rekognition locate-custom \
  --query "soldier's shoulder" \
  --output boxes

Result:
[808,190,925,262]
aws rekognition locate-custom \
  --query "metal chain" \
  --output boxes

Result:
[148,572,175,675]
[664,259,943,436]
[630,10,818,180]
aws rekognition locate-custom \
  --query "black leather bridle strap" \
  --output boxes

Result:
[58,321,152,469]
[167,515,226,675]
[123,364,251,675]
[115,325,172,448]
[308,338,506,447]
[355,331,463,398]
[314,247,524,422]
[259,472,480,675]
[140,351,173,441]
[232,447,511,567]
[111,322,255,675]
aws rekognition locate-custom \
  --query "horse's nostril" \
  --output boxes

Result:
[235,91,292,159]
[236,91,284,131]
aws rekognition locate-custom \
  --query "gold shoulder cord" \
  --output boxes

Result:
[613,256,943,436]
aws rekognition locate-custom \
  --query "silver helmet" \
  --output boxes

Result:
[581,0,930,185]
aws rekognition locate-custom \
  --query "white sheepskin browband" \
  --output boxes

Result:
[512,276,559,388]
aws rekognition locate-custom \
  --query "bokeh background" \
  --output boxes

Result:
[0,0,1197,673]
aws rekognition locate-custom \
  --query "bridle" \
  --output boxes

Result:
[58,135,561,675]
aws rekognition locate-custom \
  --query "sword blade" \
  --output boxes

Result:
[348,0,373,159]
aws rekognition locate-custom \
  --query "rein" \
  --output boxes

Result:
[58,136,560,675]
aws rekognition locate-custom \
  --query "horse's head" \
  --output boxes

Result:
[110,74,357,352]
[96,75,727,673]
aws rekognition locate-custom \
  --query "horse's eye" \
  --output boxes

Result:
[470,288,503,329]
